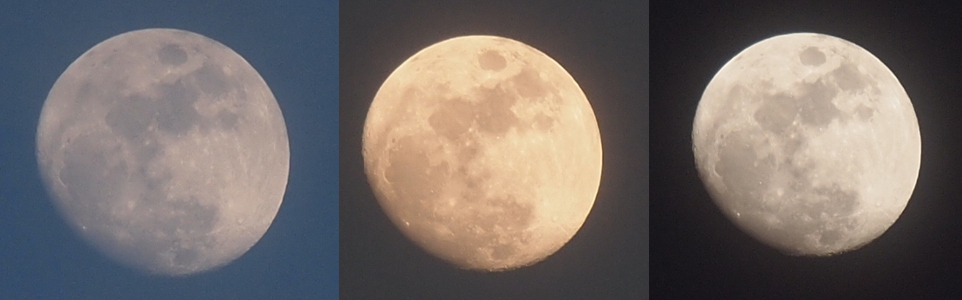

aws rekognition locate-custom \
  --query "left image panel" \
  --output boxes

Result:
[0,1,338,298]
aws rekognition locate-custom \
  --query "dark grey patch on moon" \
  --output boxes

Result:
[158,44,188,66]
[132,141,163,166]
[427,85,523,139]
[189,64,231,96]
[753,80,841,131]
[532,113,554,131]
[830,63,868,91]
[217,111,240,129]
[478,50,507,71]
[155,81,201,135]
[476,86,519,135]
[796,80,841,127]
[60,133,127,207]
[429,98,475,140]
[385,135,447,211]
[105,80,203,139]
[753,93,798,134]
[106,94,155,140]
[799,47,826,66]
[512,68,548,98]
[855,104,875,120]
[714,130,775,207]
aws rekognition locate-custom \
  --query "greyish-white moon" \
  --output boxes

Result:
[362,35,602,271]
[36,28,290,275]
[692,33,920,256]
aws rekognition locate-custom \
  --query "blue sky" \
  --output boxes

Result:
[0,1,338,299]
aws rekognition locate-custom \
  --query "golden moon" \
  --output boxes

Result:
[36,28,290,275]
[692,33,921,256]
[362,35,602,271]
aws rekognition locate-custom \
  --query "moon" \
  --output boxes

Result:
[36,28,290,275]
[692,33,921,256]
[362,35,602,271]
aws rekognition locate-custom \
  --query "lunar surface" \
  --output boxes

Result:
[692,33,920,256]
[362,36,602,271]
[36,28,290,275]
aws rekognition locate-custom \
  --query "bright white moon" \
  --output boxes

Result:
[362,35,602,271]
[36,28,290,275]
[692,33,920,256]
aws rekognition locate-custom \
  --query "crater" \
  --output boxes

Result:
[478,50,507,71]
[157,44,188,66]
[799,47,826,66]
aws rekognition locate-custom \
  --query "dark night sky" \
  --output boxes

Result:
[653,1,962,298]
[340,1,648,299]
[0,1,338,299]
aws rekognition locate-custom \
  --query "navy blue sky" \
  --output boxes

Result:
[0,1,338,299]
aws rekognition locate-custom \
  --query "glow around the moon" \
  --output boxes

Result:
[692,33,921,256]
[362,35,602,271]
[36,28,290,275]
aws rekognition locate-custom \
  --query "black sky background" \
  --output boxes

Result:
[340,1,648,299]
[652,1,962,298]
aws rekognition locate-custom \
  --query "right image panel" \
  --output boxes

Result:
[340,1,649,299]
[652,1,962,298]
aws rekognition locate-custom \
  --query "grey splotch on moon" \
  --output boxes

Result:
[363,35,603,271]
[692,33,920,256]
[36,28,290,275]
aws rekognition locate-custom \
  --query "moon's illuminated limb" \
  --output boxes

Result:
[692,33,920,256]
[362,35,603,271]
[36,28,290,275]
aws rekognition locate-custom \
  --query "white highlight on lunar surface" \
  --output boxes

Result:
[36,28,290,275]
[692,33,921,256]
[362,36,602,271]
